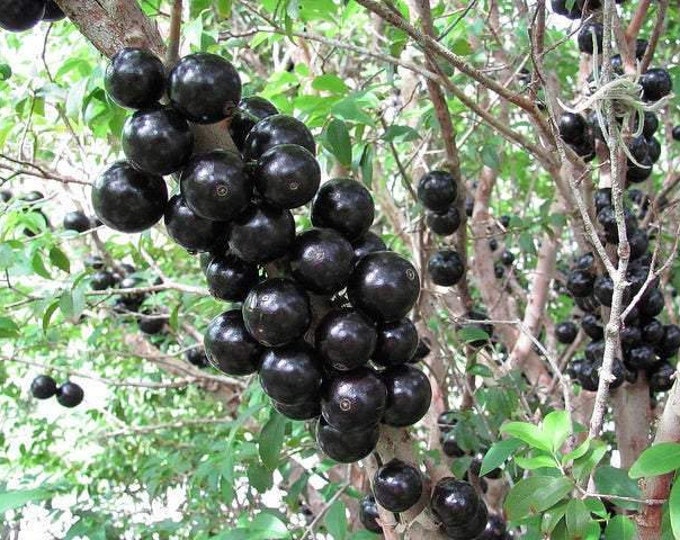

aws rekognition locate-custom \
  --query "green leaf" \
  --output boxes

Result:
[500,421,552,453]
[0,488,51,514]
[565,499,590,538]
[312,74,348,95]
[519,232,536,256]
[323,118,352,167]
[541,501,568,535]
[0,317,20,339]
[382,125,420,142]
[250,511,289,539]
[49,246,70,273]
[457,326,490,345]
[359,144,373,188]
[259,412,287,470]
[247,463,273,493]
[324,499,347,540]
[629,442,680,479]
[515,454,559,470]
[42,300,60,332]
[31,251,51,279]
[0,64,11,81]
[542,410,572,452]
[481,144,500,169]
[451,38,472,56]
[604,515,637,540]
[572,440,607,483]
[670,476,680,539]
[562,438,591,465]
[504,476,573,521]
[593,466,642,511]
[480,438,523,476]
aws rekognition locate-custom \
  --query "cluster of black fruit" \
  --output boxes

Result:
[418,170,467,288]
[359,460,507,539]
[90,46,433,464]
[0,0,65,32]
[551,0,625,21]
[29,374,83,408]
[558,189,679,394]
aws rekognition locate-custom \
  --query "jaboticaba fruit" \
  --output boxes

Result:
[581,313,604,340]
[179,150,250,222]
[352,231,387,265]
[254,144,321,209]
[566,269,595,297]
[243,114,316,161]
[30,375,57,399]
[577,22,603,54]
[0,0,46,31]
[272,399,320,421]
[92,161,168,233]
[373,459,423,513]
[640,288,664,318]
[381,364,432,427]
[42,0,65,21]
[500,249,515,266]
[228,204,295,264]
[621,325,642,347]
[646,137,661,163]
[168,52,241,124]
[105,48,165,109]
[373,317,418,367]
[137,311,166,335]
[425,206,461,236]
[558,112,588,145]
[640,68,673,102]
[359,495,383,534]
[242,278,311,347]
[56,381,84,408]
[63,211,92,233]
[624,344,657,370]
[315,417,380,463]
[290,228,354,294]
[427,249,464,287]
[626,156,653,183]
[122,106,194,175]
[259,343,323,405]
[164,195,226,252]
[475,514,507,540]
[551,0,581,19]
[672,125,680,141]
[229,96,279,151]
[555,321,578,344]
[185,347,209,368]
[347,251,420,322]
[417,170,457,212]
[205,254,259,302]
[321,367,387,431]
[431,477,486,537]
[311,178,375,240]
[649,362,675,392]
[315,308,377,371]
[593,275,614,307]
[90,270,117,291]
[409,337,431,363]
[204,309,262,375]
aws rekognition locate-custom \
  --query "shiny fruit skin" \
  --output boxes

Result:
[63,211,92,233]
[373,318,418,367]
[566,269,595,297]
[555,321,578,344]
[229,96,279,150]
[228,204,295,264]
[321,367,387,431]
[204,254,259,302]
[311,178,375,241]
[179,150,250,222]
[577,22,603,54]
[315,418,380,463]
[105,48,165,109]
[254,144,320,209]
[373,459,423,513]
[347,251,420,322]
[315,308,377,371]
[359,495,383,534]
[204,309,262,375]
[290,228,354,294]
[56,381,84,408]
[242,278,311,347]
[431,478,482,528]
[672,125,680,142]
[381,364,432,427]
[640,68,673,102]
[352,231,387,265]
[42,0,64,20]
[428,249,465,287]
[185,347,209,368]
[417,170,457,212]
[30,375,57,399]
[500,249,515,266]
[0,0,45,31]
[640,288,664,318]
[624,344,657,370]
[272,399,320,420]
[90,270,117,291]
[122,107,194,175]
[137,312,166,335]
[409,337,431,363]
[649,362,675,392]
[558,112,588,145]
[92,161,168,233]
[168,53,241,124]
[259,343,323,405]
[164,195,227,252]
[444,504,489,539]
[243,114,315,161]
[425,207,461,236]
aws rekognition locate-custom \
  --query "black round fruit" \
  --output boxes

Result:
[409,337,431,362]
[649,362,675,392]
[475,514,508,540]
[381,364,432,427]
[359,495,383,534]
[179,150,250,222]
[254,144,320,209]
[352,231,387,265]
[205,254,259,302]
[204,309,262,375]
[428,249,464,287]
[672,125,680,142]
[551,0,581,18]
[647,137,661,164]
[425,207,461,236]
[558,112,588,145]
[168,53,241,124]
[242,278,311,347]
[185,347,209,368]
[593,275,614,307]
[164,195,227,252]
[640,68,672,102]
[105,48,165,109]
[137,311,166,335]
[500,249,515,266]
[315,308,377,371]
[566,269,595,297]
[624,344,657,370]
[42,0,64,21]
[229,96,279,150]
[373,318,419,367]
[243,114,315,161]
[290,228,354,294]
[122,107,194,176]
[272,399,321,421]
[90,270,117,291]
[581,313,604,340]
[315,418,380,463]
[0,0,45,31]
[417,170,458,212]
[373,459,423,513]
[63,211,92,233]
[56,381,84,408]
[577,22,603,54]
[92,161,168,233]
[430,478,483,528]
[347,251,420,322]
[259,344,323,405]
[321,367,387,431]
[640,288,664,318]
[228,204,295,264]
[555,321,578,344]
[311,178,375,241]
[30,375,57,399]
